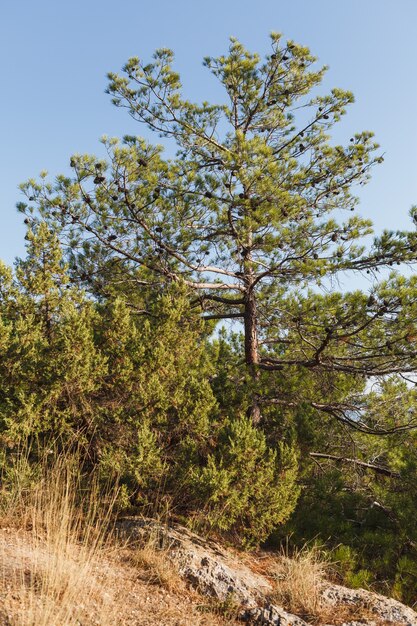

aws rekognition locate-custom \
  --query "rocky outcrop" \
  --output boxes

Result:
[322,584,417,626]
[116,518,417,626]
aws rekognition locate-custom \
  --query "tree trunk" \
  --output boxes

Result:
[244,284,261,424]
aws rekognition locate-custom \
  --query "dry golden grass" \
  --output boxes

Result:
[128,538,183,592]
[0,452,238,626]
[0,455,397,626]
[0,453,118,626]
[271,543,328,621]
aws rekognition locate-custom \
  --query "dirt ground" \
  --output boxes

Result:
[0,528,239,626]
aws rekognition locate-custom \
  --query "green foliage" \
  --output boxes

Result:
[0,226,299,544]
[5,33,417,598]
[0,224,105,444]
[19,34,417,441]
[331,545,372,589]
[278,393,417,604]
[188,416,299,545]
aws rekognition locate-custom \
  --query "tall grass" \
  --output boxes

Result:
[271,543,328,620]
[0,450,118,626]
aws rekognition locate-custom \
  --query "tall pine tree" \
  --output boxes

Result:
[20,34,417,431]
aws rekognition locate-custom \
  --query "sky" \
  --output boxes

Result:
[1,0,417,269]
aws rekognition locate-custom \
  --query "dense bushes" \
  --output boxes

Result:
[0,223,299,545]
[2,222,417,600]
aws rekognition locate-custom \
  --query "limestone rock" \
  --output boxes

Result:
[116,518,306,625]
[322,584,417,626]
[116,518,417,626]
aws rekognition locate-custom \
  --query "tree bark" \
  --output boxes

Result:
[244,282,261,424]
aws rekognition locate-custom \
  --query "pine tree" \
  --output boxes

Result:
[20,34,417,432]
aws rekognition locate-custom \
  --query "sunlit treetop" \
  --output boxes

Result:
[18,34,417,431]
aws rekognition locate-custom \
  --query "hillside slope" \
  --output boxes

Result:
[2,518,416,626]
[0,526,238,626]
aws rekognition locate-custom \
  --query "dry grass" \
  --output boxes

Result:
[0,453,118,626]
[271,543,328,621]
[0,454,396,626]
[0,452,238,626]
[128,537,183,592]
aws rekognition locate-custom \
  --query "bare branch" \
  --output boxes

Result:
[309,453,400,478]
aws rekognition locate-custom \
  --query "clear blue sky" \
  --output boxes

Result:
[1,0,417,266]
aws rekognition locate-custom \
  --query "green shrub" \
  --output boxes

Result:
[188,416,299,545]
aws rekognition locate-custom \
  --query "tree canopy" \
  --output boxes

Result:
[20,33,417,431]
